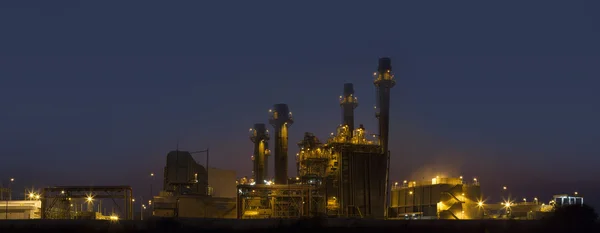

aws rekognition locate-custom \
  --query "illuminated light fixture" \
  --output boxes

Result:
[503,186,507,190]
[477,201,484,207]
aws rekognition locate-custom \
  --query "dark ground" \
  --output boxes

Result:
[0,218,598,233]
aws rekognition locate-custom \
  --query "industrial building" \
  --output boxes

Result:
[388,177,482,220]
[387,176,582,220]
[40,186,133,220]
[0,200,41,219]
[153,150,237,218]
[237,57,395,219]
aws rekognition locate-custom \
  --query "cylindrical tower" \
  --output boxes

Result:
[249,123,270,184]
[374,57,396,154]
[340,83,358,139]
[268,104,294,185]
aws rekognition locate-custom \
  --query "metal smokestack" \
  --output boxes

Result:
[249,123,270,184]
[340,83,358,137]
[269,104,294,184]
[374,57,396,154]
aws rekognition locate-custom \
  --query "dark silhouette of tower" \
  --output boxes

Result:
[249,123,270,184]
[340,83,358,139]
[374,57,396,154]
[269,104,294,185]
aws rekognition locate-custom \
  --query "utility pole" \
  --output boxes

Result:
[5,178,14,219]
[149,173,155,202]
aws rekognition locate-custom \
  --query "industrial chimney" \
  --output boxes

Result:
[340,83,358,138]
[374,57,396,154]
[269,104,294,185]
[249,123,270,185]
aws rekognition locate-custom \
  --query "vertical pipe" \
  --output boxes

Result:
[269,104,293,185]
[384,150,390,219]
[374,57,396,155]
[251,124,269,184]
[206,148,210,195]
[340,83,358,138]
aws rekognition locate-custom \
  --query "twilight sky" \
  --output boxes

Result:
[1,1,599,208]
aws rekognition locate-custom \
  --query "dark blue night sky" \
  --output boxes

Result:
[1,1,599,208]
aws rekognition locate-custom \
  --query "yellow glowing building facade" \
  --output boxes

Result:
[388,177,483,220]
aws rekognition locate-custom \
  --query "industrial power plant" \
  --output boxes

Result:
[0,57,586,222]
[237,57,394,219]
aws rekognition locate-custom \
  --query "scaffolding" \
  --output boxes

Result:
[41,186,133,220]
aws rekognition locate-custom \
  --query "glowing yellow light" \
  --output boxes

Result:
[86,197,93,202]
[109,215,119,221]
[244,210,259,216]
[10,178,14,182]
[132,199,135,202]
[35,195,40,200]
[477,201,484,207]
[503,186,507,190]
[29,193,34,198]
[574,191,578,195]
[505,202,511,208]
[409,191,413,195]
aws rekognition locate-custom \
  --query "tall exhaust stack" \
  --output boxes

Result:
[269,104,294,184]
[374,57,396,154]
[249,123,270,184]
[340,83,358,138]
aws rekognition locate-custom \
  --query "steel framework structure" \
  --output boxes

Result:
[41,186,133,220]
[236,184,325,219]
